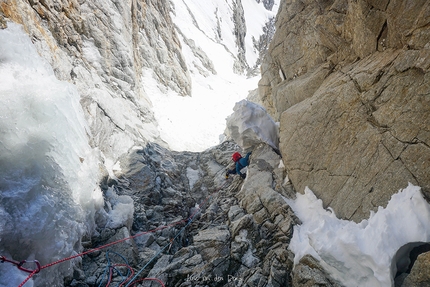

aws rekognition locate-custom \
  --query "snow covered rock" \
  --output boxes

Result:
[225,99,279,153]
[286,183,430,287]
[0,0,188,163]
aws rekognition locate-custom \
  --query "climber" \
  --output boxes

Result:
[226,152,251,179]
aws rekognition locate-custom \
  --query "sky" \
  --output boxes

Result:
[145,0,279,152]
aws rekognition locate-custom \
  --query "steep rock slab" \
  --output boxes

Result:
[259,0,430,120]
[258,0,430,221]
[235,143,299,286]
[280,49,430,221]
[292,255,342,287]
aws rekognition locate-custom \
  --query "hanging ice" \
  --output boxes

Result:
[0,23,103,286]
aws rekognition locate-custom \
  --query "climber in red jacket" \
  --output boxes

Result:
[226,152,251,179]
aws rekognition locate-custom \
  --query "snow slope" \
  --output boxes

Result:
[146,0,279,152]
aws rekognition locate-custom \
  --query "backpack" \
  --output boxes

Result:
[232,152,242,162]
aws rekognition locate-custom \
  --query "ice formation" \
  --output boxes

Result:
[0,23,103,286]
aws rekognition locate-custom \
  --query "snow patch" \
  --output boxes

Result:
[285,183,430,287]
[146,0,279,152]
[235,230,259,268]
[105,187,134,229]
[0,23,102,286]
[82,40,102,71]
[187,167,200,190]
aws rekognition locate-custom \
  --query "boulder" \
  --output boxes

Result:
[292,255,342,287]
[401,251,430,287]
[280,50,430,221]
[225,100,279,153]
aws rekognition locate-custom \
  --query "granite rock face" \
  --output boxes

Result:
[0,0,277,164]
[400,251,430,287]
[258,0,430,222]
[292,255,342,287]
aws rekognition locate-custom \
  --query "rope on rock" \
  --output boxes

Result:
[97,251,133,287]
[4,178,230,287]
[96,250,168,287]
[126,177,230,286]
[125,205,199,287]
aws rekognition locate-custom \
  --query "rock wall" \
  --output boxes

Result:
[258,0,430,221]
[0,0,191,161]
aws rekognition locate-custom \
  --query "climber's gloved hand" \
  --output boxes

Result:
[225,171,230,179]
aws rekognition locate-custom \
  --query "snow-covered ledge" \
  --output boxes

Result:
[285,183,430,287]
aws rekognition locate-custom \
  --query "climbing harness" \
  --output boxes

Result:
[3,177,231,287]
